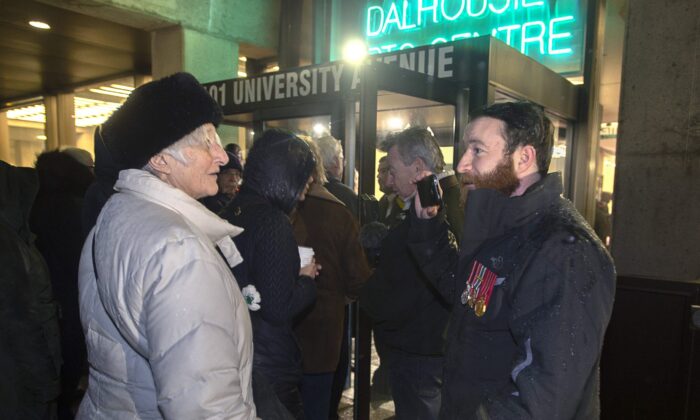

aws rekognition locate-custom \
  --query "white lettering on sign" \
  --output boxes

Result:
[232,63,347,105]
[226,45,454,106]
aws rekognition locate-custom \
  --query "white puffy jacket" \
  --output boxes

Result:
[77,169,256,419]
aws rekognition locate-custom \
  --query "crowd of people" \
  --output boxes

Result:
[1,72,616,420]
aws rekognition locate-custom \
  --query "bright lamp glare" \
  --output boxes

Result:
[29,20,51,30]
[388,117,404,130]
[342,39,368,63]
[313,123,326,136]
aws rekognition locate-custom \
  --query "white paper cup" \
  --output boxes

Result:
[298,246,315,267]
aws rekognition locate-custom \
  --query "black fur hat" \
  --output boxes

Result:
[101,72,222,169]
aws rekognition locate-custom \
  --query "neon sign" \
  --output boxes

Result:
[364,0,586,75]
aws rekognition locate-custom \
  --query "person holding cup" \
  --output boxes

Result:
[220,129,320,419]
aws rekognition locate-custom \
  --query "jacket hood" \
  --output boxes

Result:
[0,160,38,239]
[241,129,316,214]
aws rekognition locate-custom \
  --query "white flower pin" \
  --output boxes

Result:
[242,285,261,311]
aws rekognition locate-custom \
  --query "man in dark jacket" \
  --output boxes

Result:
[410,101,616,419]
[360,127,462,419]
[0,161,62,419]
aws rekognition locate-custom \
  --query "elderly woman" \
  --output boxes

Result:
[77,73,256,419]
[221,129,319,419]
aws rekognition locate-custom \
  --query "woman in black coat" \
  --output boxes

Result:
[220,129,320,419]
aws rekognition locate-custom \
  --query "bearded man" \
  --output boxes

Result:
[409,101,616,419]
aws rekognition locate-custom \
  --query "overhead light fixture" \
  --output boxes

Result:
[312,123,327,136]
[342,39,368,63]
[89,88,130,98]
[387,117,404,130]
[7,104,46,123]
[238,71,247,78]
[239,56,248,62]
[36,135,47,140]
[29,20,51,30]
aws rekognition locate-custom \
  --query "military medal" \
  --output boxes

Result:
[462,260,498,317]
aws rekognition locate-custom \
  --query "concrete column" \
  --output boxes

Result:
[0,113,11,163]
[44,93,76,150]
[152,26,238,83]
[612,0,700,281]
[44,96,59,151]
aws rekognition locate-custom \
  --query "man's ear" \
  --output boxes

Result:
[413,157,427,173]
[148,153,172,175]
[514,145,537,176]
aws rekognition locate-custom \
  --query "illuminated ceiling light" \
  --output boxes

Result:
[342,39,368,63]
[239,56,248,62]
[7,104,46,123]
[387,117,404,130]
[89,88,130,98]
[29,20,51,30]
[36,135,47,140]
[269,65,280,72]
[100,86,132,94]
[312,123,327,136]
[238,71,247,78]
[110,84,134,91]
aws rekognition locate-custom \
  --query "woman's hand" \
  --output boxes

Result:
[300,257,322,279]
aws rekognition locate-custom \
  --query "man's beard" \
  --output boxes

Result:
[461,155,520,197]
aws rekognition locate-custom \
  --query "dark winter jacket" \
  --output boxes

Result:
[408,173,616,419]
[360,178,463,357]
[439,173,463,244]
[82,127,125,236]
[200,191,232,215]
[291,184,370,373]
[0,161,61,418]
[30,151,93,409]
[220,130,317,388]
[325,176,358,219]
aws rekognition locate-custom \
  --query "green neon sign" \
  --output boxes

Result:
[364,0,587,75]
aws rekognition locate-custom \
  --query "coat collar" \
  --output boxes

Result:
[306,183,344,205]
[114,169,244,267]
[460,172,563,258]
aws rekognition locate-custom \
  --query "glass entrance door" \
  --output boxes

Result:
[353,62,465,420]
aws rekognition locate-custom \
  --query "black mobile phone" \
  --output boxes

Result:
[417,174,442,207]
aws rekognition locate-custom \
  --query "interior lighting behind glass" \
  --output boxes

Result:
[313,123,327,137]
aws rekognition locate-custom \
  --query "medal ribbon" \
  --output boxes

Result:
[464,260,499,316]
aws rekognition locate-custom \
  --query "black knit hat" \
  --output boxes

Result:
[101,72,223,169]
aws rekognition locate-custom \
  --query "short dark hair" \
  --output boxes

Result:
[473,101,554,174]
[380,127,445,173]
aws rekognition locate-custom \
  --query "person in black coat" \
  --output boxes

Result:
[0,160,62,419]
[200,151,243,214]
[410,101,616,419]
[81,126,126,236]
[30,149,94,419]
[220,129,320,419]
[360,127,462,420]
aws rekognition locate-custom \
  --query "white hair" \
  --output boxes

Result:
[142,125,220,172]
[314,135,342,172]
